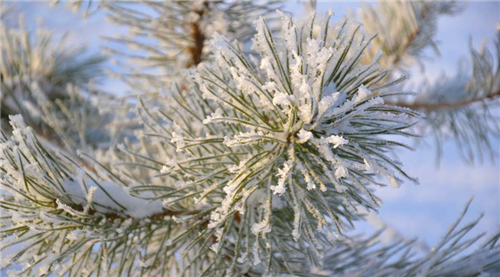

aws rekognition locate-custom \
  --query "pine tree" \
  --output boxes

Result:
[1,1,499,276]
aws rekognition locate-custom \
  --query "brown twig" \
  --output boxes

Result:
[386,90,500,111]
[392,6,431,66]
[392,27,420,66]
[185,3,209,68]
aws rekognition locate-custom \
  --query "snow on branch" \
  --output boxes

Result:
[0,116,181,276]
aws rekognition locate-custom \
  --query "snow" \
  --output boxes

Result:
[300,167,316,190]
[160,165,170,174]
[297,129,313,144]
[170,132,185,152]
[318,92,341,114]
[61,178,163,218]
[67,229,84,241]
[355,84,371,102]
[237,253,248,264]
[262,81,277,91]
[278,10,297,54]
[252,240,262,265]
[9,114,27,129]
[251,219,271,235]
[272,92,294,106]
[203,107,224,124]
[271,160,294,195]
[335,165,348,179]
[324,135,349,148]
[292,204,301,241]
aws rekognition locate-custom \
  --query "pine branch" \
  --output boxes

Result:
[391,11,424,66]
[1,2,500,276]
[125,11,420,274]
[101,0,282,86]
[0,12,109,154]
[387,89,500,111]
[0,117,200,276]
[320,199,500,276]
[50,0,104,18]
[359,1,464,70]
[390,31,500,163]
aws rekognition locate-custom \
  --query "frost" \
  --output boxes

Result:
[170,132,185,151]
[296,129,313,144]
[252,241,261,265]
[165,159,177,167]
[335,166,348,179]
[355,84,371,102]
[318,92,341,114]
[303,171,316,190]
[160,165,170,174]
[271,160,293,195]
[251,220,271,235]
[117,143,126,152]
[262,81,276,91]
[292,205,301,241]
[67,229,84,241]
[323,135,349,148]
[272,92,294,106]
[9,114,27,129]
[203,108,224,124]
[165,239,173,246]
[228,164,240,173]
[237,253,248,264]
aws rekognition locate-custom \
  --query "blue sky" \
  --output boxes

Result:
[9,1,500,248]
